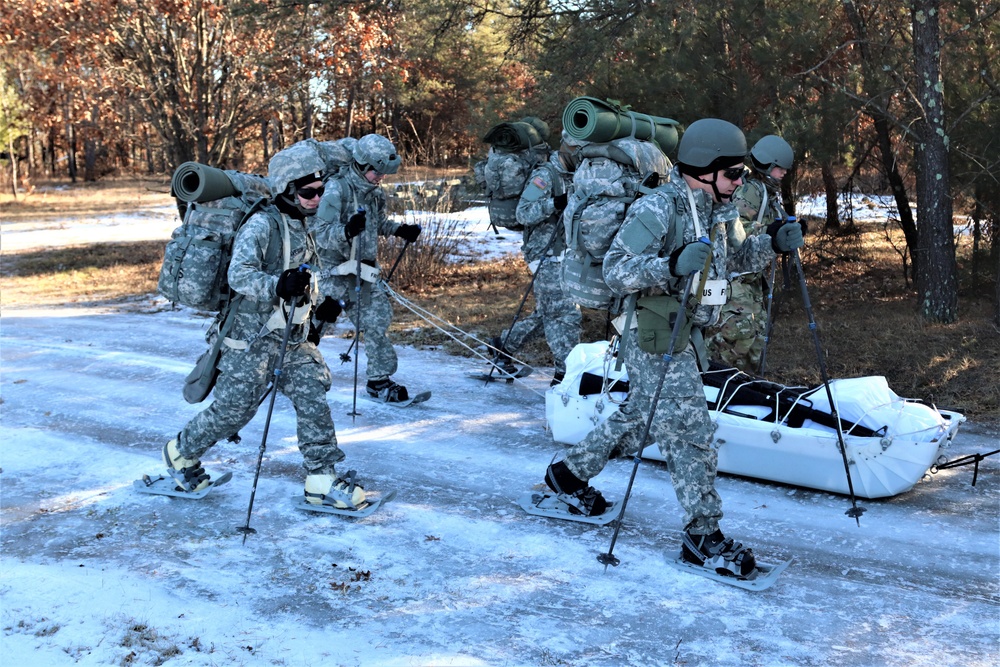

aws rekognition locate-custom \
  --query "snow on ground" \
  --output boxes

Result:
[1,195,998,667]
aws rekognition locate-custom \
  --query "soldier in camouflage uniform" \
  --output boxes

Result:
[543,119,805,577]
[163,143,368,509]
[310,134,422,403]
[491,130,583,384]
[705,135,795,372]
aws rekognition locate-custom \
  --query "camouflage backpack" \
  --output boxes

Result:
[158,163,279,313]
[475,121,549,230]
[561,137,672,310]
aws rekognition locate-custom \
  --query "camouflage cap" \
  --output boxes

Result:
[353,134,401,175]
[268,142,326,195]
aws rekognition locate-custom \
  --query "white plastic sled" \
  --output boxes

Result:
[546,342,966,499]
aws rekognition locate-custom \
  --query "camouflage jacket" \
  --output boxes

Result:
[603,166,778,327]
[310,167,401,268]
[515,151,570,264]
[730,177,787,245]
[226,207,317,341]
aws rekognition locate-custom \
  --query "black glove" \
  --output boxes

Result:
[314,297,343,323]
[553,192,568,212]
[276,267,311,301]
[669,241,712,277]
[394,223,421,243]
[345,210,366,240]
[307,321,322,346]
[798,218,809,236]
[767,219,804,253]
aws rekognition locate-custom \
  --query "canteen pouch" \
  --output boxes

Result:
[635,294,693,355]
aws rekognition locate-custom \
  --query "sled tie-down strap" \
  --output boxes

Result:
[932,449,1000,486]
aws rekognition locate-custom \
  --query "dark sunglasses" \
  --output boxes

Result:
[296,185,325,199]
[721,165,745,181]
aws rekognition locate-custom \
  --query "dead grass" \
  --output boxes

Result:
[1,176,174,223]
[2,178,998,424]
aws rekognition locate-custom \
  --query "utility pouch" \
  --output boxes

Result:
[182,297,241,404]
[635,294,693,355]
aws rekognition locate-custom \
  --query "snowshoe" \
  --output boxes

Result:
[161,437,211,493]
[668,549,792,591]
[296,471,397,517]
[133,471,233,499]
[366,378,409,403]
[467,365,533,384]
[518,490,618,526]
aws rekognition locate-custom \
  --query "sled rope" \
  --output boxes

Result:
[381,282,547,397]
[932,448,1000,486]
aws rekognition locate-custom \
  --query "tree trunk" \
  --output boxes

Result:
[911,0,958,323]
[841,0,918,274]
[821,162,840,231]
[262,120,270,164]
[346,87,356,138]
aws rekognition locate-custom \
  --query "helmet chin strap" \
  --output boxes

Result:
[279,193,317,219]
[692,172,728,203]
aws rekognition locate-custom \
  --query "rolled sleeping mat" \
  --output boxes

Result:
[482,121,543,152]
[562,96,680,155]
[171,162,239,203]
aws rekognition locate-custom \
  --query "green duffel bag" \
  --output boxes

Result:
[635,294,693,355]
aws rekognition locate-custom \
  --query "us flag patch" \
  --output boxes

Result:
[531,176,548,189]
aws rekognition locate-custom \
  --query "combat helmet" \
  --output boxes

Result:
[749,135,794,187]
[269,142,326,196]
[269,142,326,215]
[353,134,401,175]
[677,118,747,174]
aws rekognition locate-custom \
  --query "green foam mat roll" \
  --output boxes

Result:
[562,97,680,155]
[171,162,238,203]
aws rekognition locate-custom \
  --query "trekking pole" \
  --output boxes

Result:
[237,263,308,544]
[339,239,412,364]
[348,231,365,421]
[484,226,562,385]
[757,256,778,376]
[791,248,866,525]
[598,269,698,571]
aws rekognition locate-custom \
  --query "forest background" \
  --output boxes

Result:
[1,0,998,413]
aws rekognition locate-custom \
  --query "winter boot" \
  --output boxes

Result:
[304,471,367,509]
[366,378,409,403]
[488,336,518,376]
[544,460,610,517]
[162,437,211,493]
[681,529,757,578]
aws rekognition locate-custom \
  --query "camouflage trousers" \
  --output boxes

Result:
[179,331,345,475]
[327,276,398,382]
[704,277,767,372]
[561,329,723,535]
[503,259,582,375]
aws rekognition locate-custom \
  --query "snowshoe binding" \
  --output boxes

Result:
[488,336,518,375]
[367,378,409,403]
[667,529,791,591]
[296,471,397,517]
[161,437,211,493]
[682,529,757,577]
[515,459,615,525]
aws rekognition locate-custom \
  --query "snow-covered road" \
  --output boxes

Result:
[2,300,998,667]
